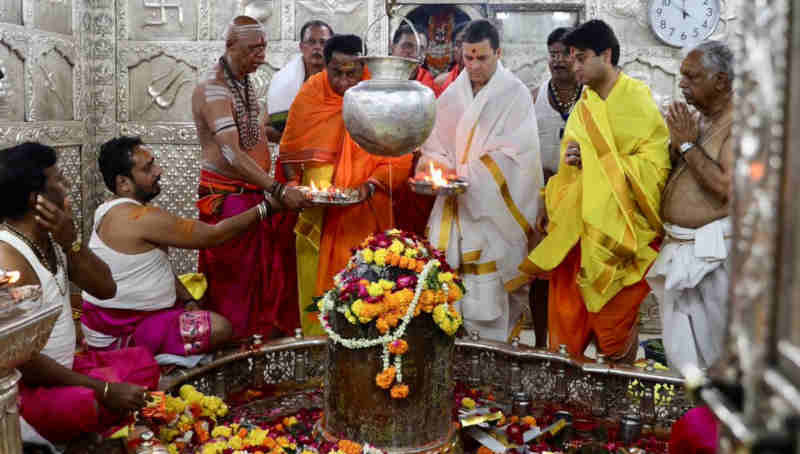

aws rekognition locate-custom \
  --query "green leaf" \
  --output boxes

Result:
[305,297,321,313]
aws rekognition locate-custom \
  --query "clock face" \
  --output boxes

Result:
[648,0,721,48]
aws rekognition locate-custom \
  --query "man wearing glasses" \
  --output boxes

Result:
[266,20,333,144]
[527,27,581,349]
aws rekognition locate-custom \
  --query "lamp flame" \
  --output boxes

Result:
[426,162,450,188]
[6,271,19,284]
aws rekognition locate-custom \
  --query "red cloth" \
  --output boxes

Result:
[197,165,300,339]
[19,347,159,443]
[669,407,719,454]
[415,67,441,97]
[437,64,461,95]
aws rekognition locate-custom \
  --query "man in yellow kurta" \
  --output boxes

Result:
[280,35,412,336]
[521,20,671,362]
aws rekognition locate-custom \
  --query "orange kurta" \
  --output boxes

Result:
[436,64,461,95]
[280,70,412,297]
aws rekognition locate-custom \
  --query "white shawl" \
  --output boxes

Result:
[420,62,543,321]
[267,54,306,116]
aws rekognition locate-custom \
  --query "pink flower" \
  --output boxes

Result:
[396,275,417,289]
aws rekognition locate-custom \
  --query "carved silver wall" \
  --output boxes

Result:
[0,0,740,291]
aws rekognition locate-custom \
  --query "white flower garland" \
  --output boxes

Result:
[320,259,440,351]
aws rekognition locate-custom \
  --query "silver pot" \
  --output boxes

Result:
[342,57,436,157]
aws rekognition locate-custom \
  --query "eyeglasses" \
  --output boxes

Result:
[302,39,328,47]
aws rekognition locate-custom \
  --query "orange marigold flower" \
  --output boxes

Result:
[448,285,463,302]
[274,424,284,432]
[398,256,409,268]
[389,253,401,267]
[420,290,434,305]
[376,317,390,333]
[509,415,519,424]
[263,437,277,449]
[338,440,363,454]
[404,258,416,270]
[521,416,536,426]
[388,339,408,355]
[435,291,447,304]
[375,366,396,389]
[415,261,425,273]
[477,447,499,454]
[390,383,409,399]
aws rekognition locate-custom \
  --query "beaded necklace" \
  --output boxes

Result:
[2,222,67,296]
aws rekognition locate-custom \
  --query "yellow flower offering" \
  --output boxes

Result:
[461,397,477,409]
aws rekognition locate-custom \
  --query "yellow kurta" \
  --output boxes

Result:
[521,73,671,312]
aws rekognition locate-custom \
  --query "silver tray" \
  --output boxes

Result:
[298,186,365,206]
[0,285,42,319]
[409,177,469,197]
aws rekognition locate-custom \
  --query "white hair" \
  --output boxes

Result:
[689,40,734,82]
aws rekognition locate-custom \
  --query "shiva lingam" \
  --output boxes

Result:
[342,15,436,157]
[409,161,470,196]
[0,269,62,454]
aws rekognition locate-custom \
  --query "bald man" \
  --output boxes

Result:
[192,16,311,339]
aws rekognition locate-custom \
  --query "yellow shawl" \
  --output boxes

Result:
[521,73,671,312]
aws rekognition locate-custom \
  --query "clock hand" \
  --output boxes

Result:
[682,0,688,19]
[669,1,693,19]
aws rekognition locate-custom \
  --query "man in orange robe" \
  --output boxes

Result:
[281,35,412,335]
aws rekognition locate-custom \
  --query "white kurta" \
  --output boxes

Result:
[646,217,731,371]
[267,54,306,117]
[420,62,543,342]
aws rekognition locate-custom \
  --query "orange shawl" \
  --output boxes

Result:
[280,69,413,294]
[416,67,440,97]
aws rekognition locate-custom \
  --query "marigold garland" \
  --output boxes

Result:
[312,229,466,400]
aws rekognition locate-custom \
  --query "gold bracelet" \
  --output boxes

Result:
[72,308,82,321]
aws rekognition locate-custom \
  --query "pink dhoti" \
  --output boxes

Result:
[19,347,159,443]
[197,169,300,339]
[81,301,212,356]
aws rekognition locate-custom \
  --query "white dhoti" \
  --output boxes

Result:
[646,217,731,371]
[421,63,543,343]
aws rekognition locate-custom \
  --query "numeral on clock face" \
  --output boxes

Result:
[648,0,720,47]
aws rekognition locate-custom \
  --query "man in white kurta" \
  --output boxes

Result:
[265,20,332,146]
[419,20,542,342]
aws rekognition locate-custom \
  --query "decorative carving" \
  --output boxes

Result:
[33,0,73,35]
[0,0,23,26]
[295,0,367,38]
[0,121,85,146]
[31,47,75,121]
[198,0,210,40]
[127,0,197,41]
[0,42,25,121]
[119,122,198,143]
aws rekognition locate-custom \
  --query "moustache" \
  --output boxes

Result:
[311,52,323,57]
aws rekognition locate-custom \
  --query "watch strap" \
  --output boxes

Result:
[679,142,695,154]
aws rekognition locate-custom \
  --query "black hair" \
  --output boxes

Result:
[462,19,500,51]
[392,24,418,46]
[452,21,468,40]
[98,136,143,194]
[299,20,333,42]
[547,27,573,47]
[0,142,57,219]
[563,19,620,66]
[323,34,364,65]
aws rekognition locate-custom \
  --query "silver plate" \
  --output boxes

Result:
[298,186,365,207]
[409,178,469,197]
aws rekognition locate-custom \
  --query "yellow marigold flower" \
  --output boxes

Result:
[361,248,374,263]
[404,248,418,258]
[367,282,384,297]
[433,304,461,335]
[216,402,229,417]
[178,384,197,400]
[201,442,227,454]
[344,307,358,325]
[245,428,269,447]
[301,450,316,454]
[165,395,186,415]
[374,248,388,266]
[160,427,180,442]
[282,416,298,427]
[211,425,232,439]
[389,239,405,255]
[167,444,179,454]
[228,436,245,450]
[461,397,476,409]
[387,228,402,235]
[276,436,291,448]
[379,279,395,290]
[438,272,454,283]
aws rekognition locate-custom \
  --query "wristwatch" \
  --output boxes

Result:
[679,142,695,155]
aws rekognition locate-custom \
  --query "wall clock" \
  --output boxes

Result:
[647,0,721,48]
